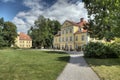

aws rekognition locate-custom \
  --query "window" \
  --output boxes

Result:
[62,37,64,42]
[62,30,64,34]
[66,29,68,34]
[66,37,68,41]
[64,30,66,34]
[59,38,61,42]
[76,36,78,41]
[70,45,72,50]
[81,35,84,41]
[70,28,72,33]
[62,45,64,49]
[70,36,72,41]
[75,44,78,49]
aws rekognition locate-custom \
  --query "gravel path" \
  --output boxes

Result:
[56,51,100,80]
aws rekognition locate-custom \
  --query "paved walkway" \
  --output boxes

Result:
[56,51,100,80]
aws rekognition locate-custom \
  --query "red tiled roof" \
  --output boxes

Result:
[65,20,88,28]
[19,32,32,40]
[77,21,87,27]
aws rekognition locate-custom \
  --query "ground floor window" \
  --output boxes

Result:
[75,44,78,49]
[62,45,64,49]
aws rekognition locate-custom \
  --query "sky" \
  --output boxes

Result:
[0,0,88,33]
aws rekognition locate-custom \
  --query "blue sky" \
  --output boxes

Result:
[0,0,87,33]
[0,0,29,21]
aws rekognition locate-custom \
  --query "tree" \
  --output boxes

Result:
[0,36,6,48]
[83,0,120,41]
[28,15,61,48]
[2,22,17,47]
[0,18,6,48]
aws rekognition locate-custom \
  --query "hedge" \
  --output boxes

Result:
[84,42,120,58]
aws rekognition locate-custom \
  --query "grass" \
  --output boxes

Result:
[0,49,69,80]
[85,58,120,80]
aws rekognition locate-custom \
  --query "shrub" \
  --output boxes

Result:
[110,42,120,57]
[84,42,119,58]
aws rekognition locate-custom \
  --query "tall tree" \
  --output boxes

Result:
[0,18,6,48]
[83,0,120,41]
[3,22,17,47]
[28,15,61,48]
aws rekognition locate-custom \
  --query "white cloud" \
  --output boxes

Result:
[12,0,88,33]
[2,0,15,2]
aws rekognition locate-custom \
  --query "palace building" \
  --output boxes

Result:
[53,18,89,50]
[15,32,32,48]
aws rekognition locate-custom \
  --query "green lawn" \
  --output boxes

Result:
[0,49,69,80]
[85,58,120,80]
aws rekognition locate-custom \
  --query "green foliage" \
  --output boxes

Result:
[0,36,7,48]
[3,22,17,47]
[83,0,120,40]
[110,42,120,57]
[0,18,17,48]
[84,42,119,58]
[28,15,61,48]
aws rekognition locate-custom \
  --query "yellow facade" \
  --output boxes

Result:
[53,20,88,51]
[15,33,32,48]
[75,33,88,49]
[53,35,60,49]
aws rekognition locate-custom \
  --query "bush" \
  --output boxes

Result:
[84,42,119,58]
[110,42,120,57]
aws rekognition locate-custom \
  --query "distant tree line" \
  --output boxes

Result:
[28,15,61,48]
[0,17,17,48]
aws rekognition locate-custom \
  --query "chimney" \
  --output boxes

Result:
[80,18,84,22]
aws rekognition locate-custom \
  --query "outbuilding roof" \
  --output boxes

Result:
[19,32,32,40]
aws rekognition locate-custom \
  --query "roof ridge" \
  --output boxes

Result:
[19,32,32,40]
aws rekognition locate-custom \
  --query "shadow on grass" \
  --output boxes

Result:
[45,51,70,62]
[45,51,67,54]
[85,58,120,66]
[57,56,70,62]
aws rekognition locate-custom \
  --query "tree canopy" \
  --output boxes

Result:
[83,0,120,41]
[0,18,17,48]
[28,15,61,48]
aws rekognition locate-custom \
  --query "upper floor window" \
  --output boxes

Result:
[81,35,85,41]
[76,36,78,41]
[62,37,64,42]
[66,29,68,34]
[59,38,61,42]
[70,28,72,33]
[70,36,72,41]
[62,30,64,34]
[66,37,68,41]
